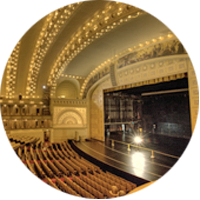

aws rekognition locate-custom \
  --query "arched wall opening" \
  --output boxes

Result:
[56,79,80,99]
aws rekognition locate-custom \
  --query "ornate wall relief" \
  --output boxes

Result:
[53,107,86,128]
[117,55,188,86]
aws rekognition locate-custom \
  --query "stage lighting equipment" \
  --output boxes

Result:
[134,136,143,144]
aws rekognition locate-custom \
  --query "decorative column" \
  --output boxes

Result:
[44,120,47,128]
[16,120,20,129]
[18,105,23,115]
[19,120,23,129]
[24,120,27,129]
[27,120,29,129]
[7,105,12,115]
[26,105,29,115]
[29,105,33,115]
[2,105,7,115]
[0,105,3,117]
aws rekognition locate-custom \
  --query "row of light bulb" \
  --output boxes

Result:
[3,119,48,121]
[80,33,175,98]
[6,41,21,99]
[49,2,142,96]
[2,104,43,108]
[60,74,85,79]
[26,3,81,96]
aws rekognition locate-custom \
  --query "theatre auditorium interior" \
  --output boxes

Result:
[0,1,199,198]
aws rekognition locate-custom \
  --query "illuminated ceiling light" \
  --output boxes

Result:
[168,33,173,38]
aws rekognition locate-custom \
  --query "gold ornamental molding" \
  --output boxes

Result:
[104,73,186,93]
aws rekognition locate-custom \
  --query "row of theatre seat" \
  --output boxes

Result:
[8,134,137,198]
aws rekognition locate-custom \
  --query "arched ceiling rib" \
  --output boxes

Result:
[36,0,112,95]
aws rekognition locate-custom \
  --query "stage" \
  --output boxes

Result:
[71,132,190,184]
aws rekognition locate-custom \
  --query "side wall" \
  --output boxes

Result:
[89,78,112,141]
[187,60,199,132]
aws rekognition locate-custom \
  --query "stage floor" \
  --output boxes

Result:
[106,132,190,157]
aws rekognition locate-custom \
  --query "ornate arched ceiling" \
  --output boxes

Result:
[0,0,177,98]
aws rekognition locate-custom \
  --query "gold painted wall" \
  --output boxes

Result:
[187,60,199,133]
[56,80,79,99]
[0,60,7,96]
[90,79,112,141]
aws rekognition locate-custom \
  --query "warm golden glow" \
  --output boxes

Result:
[131,152,145,176]
[168,33,173,38]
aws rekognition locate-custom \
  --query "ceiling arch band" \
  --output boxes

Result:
[5,41,21,99]
[26,3,81,97]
